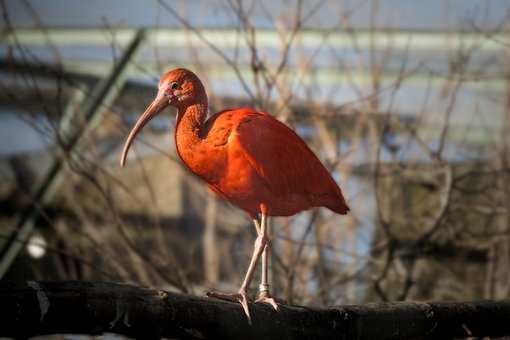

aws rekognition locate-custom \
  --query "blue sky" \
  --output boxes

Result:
[4,0,509,31]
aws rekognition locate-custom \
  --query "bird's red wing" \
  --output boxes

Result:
[233,112,347,212]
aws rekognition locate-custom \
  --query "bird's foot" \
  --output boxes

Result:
[255,291,280,311]
[206,289,252,323]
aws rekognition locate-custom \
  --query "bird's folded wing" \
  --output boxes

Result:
[234,112,340,199]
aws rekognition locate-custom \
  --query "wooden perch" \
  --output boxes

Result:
[1,281,510,339]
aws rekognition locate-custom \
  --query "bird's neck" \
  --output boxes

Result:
[174,101,208,170]
[176,102,208,133]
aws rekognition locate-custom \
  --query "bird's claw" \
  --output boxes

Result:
[255,292,280,311]
[206,290,252,323]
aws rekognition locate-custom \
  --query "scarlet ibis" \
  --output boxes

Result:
[120,68,348,321]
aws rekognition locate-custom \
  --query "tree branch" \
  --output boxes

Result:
[1,281,510,339]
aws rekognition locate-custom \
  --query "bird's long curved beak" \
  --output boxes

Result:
[120,92,169,167]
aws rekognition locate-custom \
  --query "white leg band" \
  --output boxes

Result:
[259,283,269,293]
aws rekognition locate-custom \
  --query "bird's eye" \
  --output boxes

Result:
[170,82,179,90]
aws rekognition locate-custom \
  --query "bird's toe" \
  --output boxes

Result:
[238,291,252,323]
[206,290,252,323]
[255,294,280,311]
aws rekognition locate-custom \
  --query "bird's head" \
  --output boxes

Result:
[119,68,206,167]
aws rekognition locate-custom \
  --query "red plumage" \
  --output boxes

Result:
[195,108,349,217]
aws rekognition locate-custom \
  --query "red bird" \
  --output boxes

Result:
[120,68,348,321]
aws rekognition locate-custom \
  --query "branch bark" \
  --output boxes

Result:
[1,281,510,339]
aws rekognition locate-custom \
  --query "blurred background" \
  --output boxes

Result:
[1,0,509,309]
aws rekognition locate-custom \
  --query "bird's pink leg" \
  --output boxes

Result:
[206,216,268,323]
[255,213,279,310]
